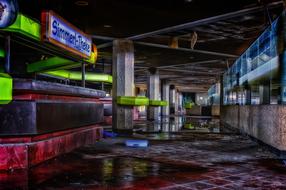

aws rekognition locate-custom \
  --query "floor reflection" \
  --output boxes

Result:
[0,154,206,189]
[134,116,230,135]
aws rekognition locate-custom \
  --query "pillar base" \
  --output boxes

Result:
[0,125,103,171]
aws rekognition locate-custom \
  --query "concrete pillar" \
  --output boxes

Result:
[147,68,160,121]
[178,92,183,114]
[259,84,270,105]
[175,91,179,113]
[220,75,224,105]
[245,89,251,105]
[161,80,170,116]
[170,85,176,114]
[112,39,134,132]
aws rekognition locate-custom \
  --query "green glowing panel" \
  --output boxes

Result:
[27,57,75,73]
[0,73,12,104]
[45,70,70,79]
[117,96,149,106]
[4,14,40,41]
[44,70,113,83]
[184,102,194,109]
[149,100,168,107]
[85,73,112,83]
[0,48,5,58]
[184,123,194,129]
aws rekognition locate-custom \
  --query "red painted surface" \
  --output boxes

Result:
[104,116,112,125]
[0,125,103,171]
[29,126,102,166]
[0,145,28,170]
[0,125,102,144]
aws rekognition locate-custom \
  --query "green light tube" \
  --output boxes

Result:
[44,70,113,84]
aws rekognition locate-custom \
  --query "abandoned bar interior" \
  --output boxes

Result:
[1,0,286,189]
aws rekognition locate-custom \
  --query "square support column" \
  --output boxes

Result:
[170,85,176,114]
[147,68,160,121]
[175,91,179,114]
[161,80,170,117]
[112,39,134,132]
[259,84,270,105]
[245,87,252,105]
[178,92,183,114]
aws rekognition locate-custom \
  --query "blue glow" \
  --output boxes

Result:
[0,0,18,28]
[49,14,91,57]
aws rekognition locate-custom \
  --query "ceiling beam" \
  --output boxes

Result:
[160,68,224,75]
[135,42,238,58]
[95,1,282,49]
[94,37,238,58]
[158,60,223,69]
[169,65,224,71]
[127,1,283,40]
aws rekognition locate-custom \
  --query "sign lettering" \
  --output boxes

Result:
[42,11,92,58]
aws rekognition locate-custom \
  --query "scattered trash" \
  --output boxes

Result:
[103,131,118,138]
[125,140,149,148]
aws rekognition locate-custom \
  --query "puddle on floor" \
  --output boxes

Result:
[0,154,207,189]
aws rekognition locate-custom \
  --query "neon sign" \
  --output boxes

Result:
[41,11,92,58]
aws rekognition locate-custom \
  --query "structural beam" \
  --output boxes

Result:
[160,68,224,75]
[95,1,282,49]
[135,42,238,58]
[127,1,283,40]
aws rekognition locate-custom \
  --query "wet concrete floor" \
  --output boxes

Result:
[1,116,286,189]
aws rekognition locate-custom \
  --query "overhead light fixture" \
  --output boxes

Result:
[75,1,89,6]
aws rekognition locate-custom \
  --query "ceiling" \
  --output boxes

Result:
[18,0,284,92]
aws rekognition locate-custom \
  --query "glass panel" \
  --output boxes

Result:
[221,15,281,105]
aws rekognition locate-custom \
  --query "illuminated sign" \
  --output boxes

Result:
[0,0,18,28]
[41,11,92,58]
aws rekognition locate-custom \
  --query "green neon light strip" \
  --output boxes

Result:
[149,100,168,106]
[44,63,81,72]
[27,57,77,73]
[117,96,149,106]
[2,14,96,64]
[184,123,194,129]
[0,73,12,104]
[0,48,5,58]
[44,70,113,84]
[184,102,194,109]
[4,14,41,40]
